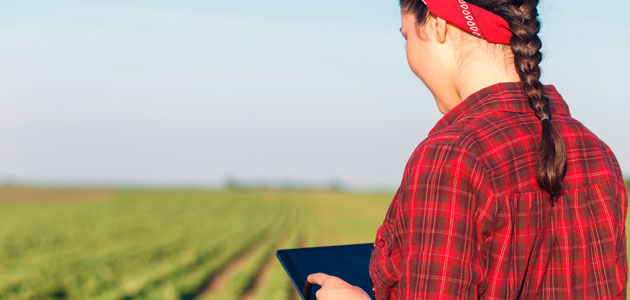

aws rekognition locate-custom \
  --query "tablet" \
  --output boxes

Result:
[276,243,376,300]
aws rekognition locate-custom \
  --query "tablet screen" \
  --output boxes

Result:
[276,243,376,300]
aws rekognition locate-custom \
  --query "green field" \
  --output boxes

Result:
[0,187,392,300]
[0,183,629,300]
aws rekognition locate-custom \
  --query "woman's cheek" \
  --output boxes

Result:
[406,42,422,79]
[406,42,430,84]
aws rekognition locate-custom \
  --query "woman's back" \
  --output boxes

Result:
[369,81,628,299]
[458,82,627,299]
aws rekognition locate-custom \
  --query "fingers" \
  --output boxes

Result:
[307,272,330,286]
[308,274,370,300]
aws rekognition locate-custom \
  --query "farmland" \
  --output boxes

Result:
[0,187,392,300]
[0,183,629,300]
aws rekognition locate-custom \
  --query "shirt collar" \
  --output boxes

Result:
[428,81,571,136]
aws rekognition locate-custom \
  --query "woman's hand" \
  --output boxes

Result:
[307,273,372,300]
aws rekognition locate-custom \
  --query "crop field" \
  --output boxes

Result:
[0,183,629,300]
[0,187,392,300]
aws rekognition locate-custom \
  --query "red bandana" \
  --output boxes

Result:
[421,0,512,45]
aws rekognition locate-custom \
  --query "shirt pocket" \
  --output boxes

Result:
[370,221,400,290]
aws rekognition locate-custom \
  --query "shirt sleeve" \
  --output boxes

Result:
[615,182,628,299]
[601,141,629,298]
[370,185,404,299]
[391,142,493,299]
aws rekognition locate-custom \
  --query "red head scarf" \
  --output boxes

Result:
[421,0,512,45]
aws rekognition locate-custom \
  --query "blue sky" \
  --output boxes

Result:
[1,0,629,189]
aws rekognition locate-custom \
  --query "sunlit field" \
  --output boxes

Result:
[0,183,628,300]
[0,187,392,300]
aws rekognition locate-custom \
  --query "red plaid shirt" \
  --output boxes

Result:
[369,81,628,299]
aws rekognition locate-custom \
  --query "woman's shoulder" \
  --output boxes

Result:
[425,110,624,191]
[411,115,495,164]
[403,129,491,182]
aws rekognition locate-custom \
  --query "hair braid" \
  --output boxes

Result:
[503,0,567,205]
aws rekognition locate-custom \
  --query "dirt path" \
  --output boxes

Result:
[183,240,263,300]
[239,243,280,300]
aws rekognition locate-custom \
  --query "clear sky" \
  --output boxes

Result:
[1,0,629,189]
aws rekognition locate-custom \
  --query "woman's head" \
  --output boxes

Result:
[401,0,567,204]
[400,10,516,113]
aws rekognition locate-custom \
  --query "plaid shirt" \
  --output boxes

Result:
[369,81,628,299]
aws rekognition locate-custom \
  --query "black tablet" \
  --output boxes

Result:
[276,243,376,300]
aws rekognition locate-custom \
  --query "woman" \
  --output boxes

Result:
[308,0,628,299]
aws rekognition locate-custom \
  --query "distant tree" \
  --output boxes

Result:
[1,177,15,187]
[328,178,344,191]
[223,177,242,190]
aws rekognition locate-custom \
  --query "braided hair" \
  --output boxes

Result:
[400,0,567,206]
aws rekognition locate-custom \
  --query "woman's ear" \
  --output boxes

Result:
[434,16,448,44]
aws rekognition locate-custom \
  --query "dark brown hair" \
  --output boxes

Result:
[400,0,567,206]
